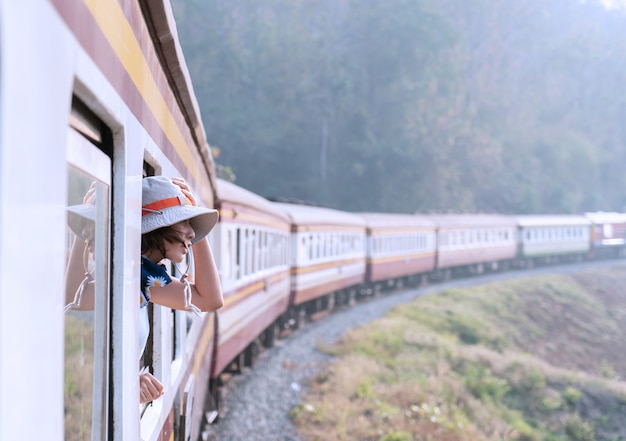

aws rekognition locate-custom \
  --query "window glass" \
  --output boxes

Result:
[64,128,111,441]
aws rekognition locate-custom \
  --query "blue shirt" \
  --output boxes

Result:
[139,256,172,354]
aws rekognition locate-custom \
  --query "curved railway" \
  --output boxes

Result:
[1,2,625,441]
[203,259,626,441]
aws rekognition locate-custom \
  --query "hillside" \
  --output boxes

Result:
[290,265,626,441]
[172,0,626,215]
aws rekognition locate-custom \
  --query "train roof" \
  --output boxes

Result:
[420,213,518,228]
[515,214,591,227]
[215,179,291,222]
[135,0,218,205]
[584,212,626,224]
[357,212,437,229]
[272,202,366,228]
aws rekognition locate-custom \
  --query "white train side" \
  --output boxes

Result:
[2,2,626,441]
[1,1,220,440]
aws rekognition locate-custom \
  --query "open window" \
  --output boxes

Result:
[64,98,112,440]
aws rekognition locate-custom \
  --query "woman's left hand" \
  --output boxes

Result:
[171,177,197,206]
[139,372,164,403]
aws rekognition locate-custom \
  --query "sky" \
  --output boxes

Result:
[597,0,626,9]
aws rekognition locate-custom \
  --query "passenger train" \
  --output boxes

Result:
[1,1,625,440]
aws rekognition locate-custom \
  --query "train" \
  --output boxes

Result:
[1,1,626,441]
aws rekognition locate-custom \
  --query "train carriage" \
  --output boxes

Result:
[4,2,626,441]
[515,215,592,265]
[211,179,291,379]
[584,212,626,259]
[358,212,437,290]
[0,1,222,440]
[429,214,518,278]
[273,202,367,326]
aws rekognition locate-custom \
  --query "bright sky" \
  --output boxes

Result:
[597,0,626,9]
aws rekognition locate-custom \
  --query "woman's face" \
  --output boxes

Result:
[163,220,195,263]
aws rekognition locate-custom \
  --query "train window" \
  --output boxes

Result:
[251,230,257,274]
[258,231,263,271]
[256,230,261,272]
[224,230,233,279]
[274,233,279,267]
[242,229,247,276]
[236,228,241,279]
[64,127,111,440]
[262,231,268,271]
[317,234,322,259]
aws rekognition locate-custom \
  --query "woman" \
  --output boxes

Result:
[66,176,223,403]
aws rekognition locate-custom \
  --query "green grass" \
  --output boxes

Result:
[64,313,95,441]
[292,265,626,441]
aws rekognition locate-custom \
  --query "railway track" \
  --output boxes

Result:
[203,258,626,441]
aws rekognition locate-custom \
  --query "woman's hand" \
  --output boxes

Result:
[171,177,197,206]
[83,180,97,204]
[139,372,164,404]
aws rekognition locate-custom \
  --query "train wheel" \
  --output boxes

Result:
[348,289,357,306]
[206,377,222,423]
[437,269,449,282]
[243,342,257,368]
[294,306,307,330]
[326,293,336,312]
[232,351,246,374]
[337,291,345,307]
[262,322,279,348]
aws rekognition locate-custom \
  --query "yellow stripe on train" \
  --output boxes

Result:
[82,0,196,176]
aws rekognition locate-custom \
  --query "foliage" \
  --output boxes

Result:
[172,0,626,214]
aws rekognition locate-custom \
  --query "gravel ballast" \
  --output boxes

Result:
[202,260,624,441]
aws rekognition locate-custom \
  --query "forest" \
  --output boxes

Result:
[171,0,626,215]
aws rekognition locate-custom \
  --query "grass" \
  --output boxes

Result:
[291,265,626,441]
[64,313,95,441]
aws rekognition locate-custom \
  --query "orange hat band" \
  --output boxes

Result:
[142,195,192,216]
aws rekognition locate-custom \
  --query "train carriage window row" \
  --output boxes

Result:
[372,232,436,256]
[522,226,590,242]
[298,232,365,264]
[232,227,290,282]
[439,228,516,249]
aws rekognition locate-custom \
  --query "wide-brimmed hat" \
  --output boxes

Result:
[67,177,219,244]
[67,199,95,238]
[142,176,219,244]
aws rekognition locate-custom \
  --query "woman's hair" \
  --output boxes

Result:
[141,225,186,257]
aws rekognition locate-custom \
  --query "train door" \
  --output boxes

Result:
[64,101,112,440]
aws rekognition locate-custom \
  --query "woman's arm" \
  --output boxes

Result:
[148,236,223,312]
[65,181,97,311]
[64,237,95,310]
[148,177,223,312]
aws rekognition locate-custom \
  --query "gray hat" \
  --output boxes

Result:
[141,176,219,244]
[67,177,219,244]
[67,197,96,238]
